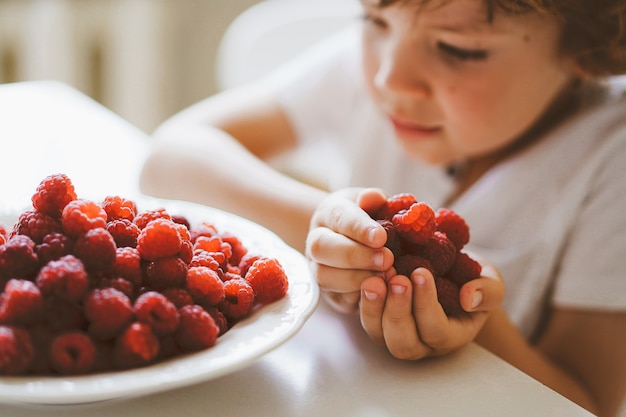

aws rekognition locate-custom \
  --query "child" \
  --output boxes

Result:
[140,0,626,415]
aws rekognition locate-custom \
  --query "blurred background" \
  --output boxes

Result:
[0,0,262,133]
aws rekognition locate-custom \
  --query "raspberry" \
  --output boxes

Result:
[171,214,191,230]
[392,202,436,245]
[0,279,44,325]
[205,306,229,336]
[36,232,74,265]
[219,232,247,266]
[11,210,62,244]
[378,219,402,255]
[373,193,417,220]
[189,250,221,271]
[446,251,482,287]
[73,227,117,272]
[219,278,255,320]
[190,221,218,242]
[394,254,434,278]
[245,257,289,304]
[28,324,54,374]
[84,288,133,340]
[106,219,140,248]
[178,239,194,264]
[36,255,89,302]
[112,247,142,288]
[134,291,180,336]
[175,305,219,352]
[421,231,457,276]
[435,208,470,249]
[44,296,86,332]
[136,218,182,261]
[0,325,34,375]
[193,235,222,253]
[97,277,135,299]
[185,266,225,307]
[144,256,188,290]
[114,321,160,369]
[101,195,137,222]
[49,331,96,374]
[238,254,261,277]
[161,288,194,309]
[0,234,39,280]
[31,173,77,218]
[133,208,171,230]
[434,276,464,317]
[61,199,107,238]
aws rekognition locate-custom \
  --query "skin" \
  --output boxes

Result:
[140,0,626,415]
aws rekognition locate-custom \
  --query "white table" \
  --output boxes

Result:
[0,81,596,417]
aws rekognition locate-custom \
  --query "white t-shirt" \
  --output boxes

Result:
[268,27,626,338]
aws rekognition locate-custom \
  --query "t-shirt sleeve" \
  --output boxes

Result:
[552,126,626,311]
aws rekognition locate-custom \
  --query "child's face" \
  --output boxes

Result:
[360,0,577,165]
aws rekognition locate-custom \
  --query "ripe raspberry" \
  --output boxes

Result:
[435,208,470,250]
[204,306,229,336]
[0,325,34,375]
[136,218,182,261]
[392,202,436,245]
[178,239,194,264]
[112,247,142,288]
[0,279,44,325]
[421,231,457,276]
[101,195,137,222]
[373,193,417,220]
[186,266,225,307]
[133,208,171,230]
[73,227,117,272]
[245,257,289,304]
[36,255,89,302]
[189,250,221,271]
[36,232,74,265]
[144,256,188,290]
[394,254,434,278]
[0,234,39,280]
[446,251,482,287]
[434,276,464,317]
[49,331,96,374]
[238,254,261,278]
[219,232,248,266]
[161,288,194,309]
[84,288,133,340]
[193,235,222,253]
[171,214,191,229]
[378,219,402,255]
[114,321,160,369]
[0,224,8,243]
[175,305,219,352]
[61,199,107,238]
[190,221,218,242]
[28,324,54,374]
[31,173,77,218]
[134,291,180,336]
[11,210,62,244]
[96,277,135,299]
[219,278,255,320]
[106,219,140,248]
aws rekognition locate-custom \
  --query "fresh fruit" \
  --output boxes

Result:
[0,173,290,375]
[371,193,482,317]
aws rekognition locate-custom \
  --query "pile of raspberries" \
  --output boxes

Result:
[370,193,482,317]
[0,174,289,376]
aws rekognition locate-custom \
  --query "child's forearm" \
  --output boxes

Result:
[474,308,597,414]
[140,125,327,253]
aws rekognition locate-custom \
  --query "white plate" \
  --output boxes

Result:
[0,196,319,405]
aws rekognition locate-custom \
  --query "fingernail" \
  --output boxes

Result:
[471,290,483,309]
[368,227,378,244]
[363,290,378,301]
[391,284,406,295]
[372,251,384,268]
[412,272,426,286]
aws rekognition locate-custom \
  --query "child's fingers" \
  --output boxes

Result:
[359,276,389,344]
[459,264,505,313]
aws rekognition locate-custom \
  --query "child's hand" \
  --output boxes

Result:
[306,187,395,313]
[360,261,504,359]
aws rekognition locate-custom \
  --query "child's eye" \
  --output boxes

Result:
[438,42,488,61]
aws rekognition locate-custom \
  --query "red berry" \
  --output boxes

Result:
[43,296,86,332]
[101,195,137,222]
[0,325,34,375]
[176,305,219,352]
[49,331,96,374]
[31,173,77,218]
[219,278,255,320]
[161,288,194,309]
[219,232,247,266]
[114,322,160,369]
[374,193,417,220]
[435,208,470,250]
[11,210,62,244]
[446,251,482,287]
[144,256,188,290]
[245,257,289,304]
[185,266,225,306]
[61,199,107,238]
[106,219,140,248]
[421,231,457,276]
[133,208,171,230]
[0,279,44,325]
[137,218,182,261]
[112,247,142,288]
[392,202,436,245]
[73,227,117,272]
[434,276,465,317]
[0,234,39,280]
[36,255,89,302]
[84,288,133,340]
[134,291,180,336]
[36,232,74,265]
[394,254,434,278]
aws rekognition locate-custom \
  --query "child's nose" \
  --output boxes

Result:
[374,42,431,98]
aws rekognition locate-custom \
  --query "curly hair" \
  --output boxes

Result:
[378,0,626,76]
